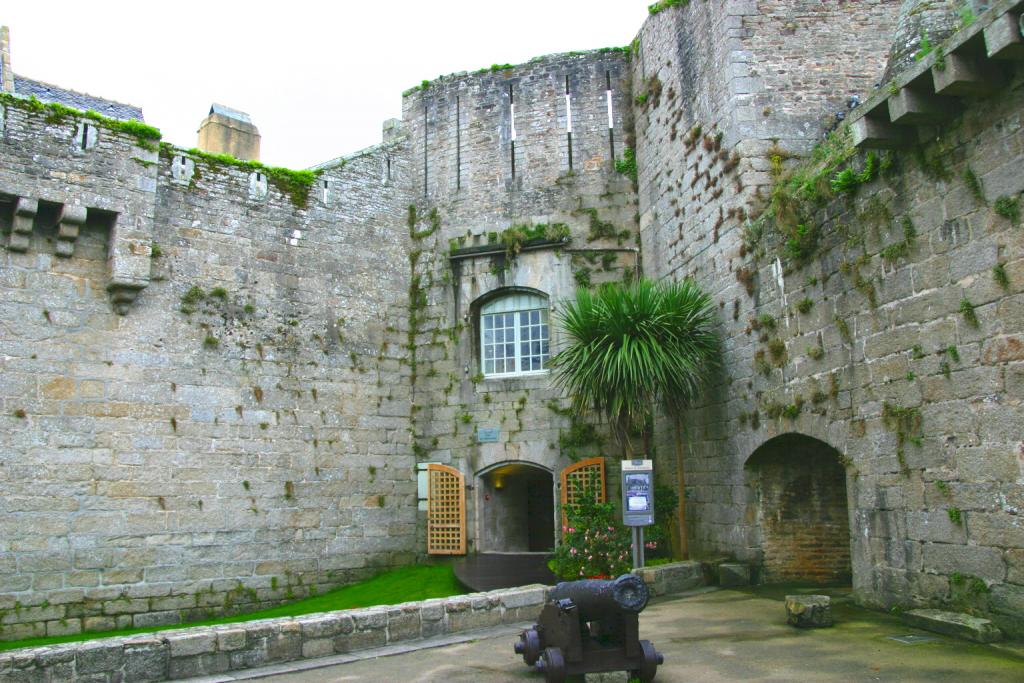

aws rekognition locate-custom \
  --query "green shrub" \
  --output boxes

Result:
[550,485,631,580]
[830,168,858,194]
[959,298,979,328]
[992,263,1009,290]
[615,147,638,184]
[994,195,1020,222]
[180,285,205,314]
[783,223,818,264]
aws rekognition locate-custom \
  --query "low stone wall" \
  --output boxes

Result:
[0,562,705,682]
[635,559,706,597]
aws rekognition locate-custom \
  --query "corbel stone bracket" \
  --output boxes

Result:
[9,196,37,252]
[55,204,87,257]
[106,212,153,315]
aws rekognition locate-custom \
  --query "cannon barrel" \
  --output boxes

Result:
[548,573,649,620]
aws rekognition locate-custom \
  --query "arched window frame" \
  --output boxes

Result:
[478,291,551,378]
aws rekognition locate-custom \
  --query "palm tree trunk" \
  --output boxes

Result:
[618,416,633,459]
[673,413,689,559]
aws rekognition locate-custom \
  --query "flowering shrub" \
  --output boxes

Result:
[641,484,679,558]
[550,488,631,580]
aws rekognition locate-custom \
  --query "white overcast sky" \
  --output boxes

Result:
[4,1,649,169]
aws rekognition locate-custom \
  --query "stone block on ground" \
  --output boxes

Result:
[583,671,628,682]
[785,595,834,628]
[718,563,751,587]
[902,609,1002,643]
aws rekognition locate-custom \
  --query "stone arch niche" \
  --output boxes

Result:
[475,461,556,553]
[745,433,852,585]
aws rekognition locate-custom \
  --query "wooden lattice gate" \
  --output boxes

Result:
[559,457,606,528]
[426,464,466,555]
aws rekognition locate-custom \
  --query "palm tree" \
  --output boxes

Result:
[551,278,719,557]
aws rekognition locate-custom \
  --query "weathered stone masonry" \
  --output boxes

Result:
[0,102,416,640]
[401,51,640,555]
[637,0,1024,637]
[1,0,1023,644]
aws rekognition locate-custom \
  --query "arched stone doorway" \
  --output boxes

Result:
[745,433,852,585]
[476,462,555,553]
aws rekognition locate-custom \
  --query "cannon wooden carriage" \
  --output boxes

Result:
[514,574,664,682]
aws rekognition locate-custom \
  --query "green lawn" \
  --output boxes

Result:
[0,563,466,652]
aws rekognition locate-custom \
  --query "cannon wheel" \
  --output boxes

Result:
[540,646,566,683]
[515,628,542,665]
[629,639,659,683]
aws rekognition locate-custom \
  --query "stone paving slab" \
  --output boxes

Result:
[903,608,1003,643]
[239,588,1024,683]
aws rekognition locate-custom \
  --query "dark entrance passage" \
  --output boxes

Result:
[452,553,557,591]
[746,434,852,585]
[456,462,557,591]
[477,462,555,553]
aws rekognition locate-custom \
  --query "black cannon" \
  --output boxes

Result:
[514,574,664,683]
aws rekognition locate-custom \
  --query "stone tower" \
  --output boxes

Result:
[883,0,961,80]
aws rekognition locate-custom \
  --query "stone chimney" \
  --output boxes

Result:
[1,26,14,93]
[197,103,260,161]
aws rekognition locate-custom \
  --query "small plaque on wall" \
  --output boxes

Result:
[477,426,500,443]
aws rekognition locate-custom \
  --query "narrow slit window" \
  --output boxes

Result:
[80,123,90,150]
[509,85,516,141]
[456,96,462,190]
[565,75,573,171]
[509,85,516,179]
[606,71,615,161]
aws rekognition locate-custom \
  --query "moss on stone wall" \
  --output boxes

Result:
[161,144,319,208]
[402,48,630,98]
[648,0,691,16]
[0,93,162,150]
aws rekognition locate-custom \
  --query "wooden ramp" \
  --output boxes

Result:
[453,552,558,592]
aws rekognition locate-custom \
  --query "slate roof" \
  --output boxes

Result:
[208,103,252,124]
[13,75,144,121]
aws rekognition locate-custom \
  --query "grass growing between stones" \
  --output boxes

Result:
[0,564,465,652]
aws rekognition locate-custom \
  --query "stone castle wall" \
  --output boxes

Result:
[0,101,418,640]
[634,0,899,289]
[399,52,640,554]
[631,0,898,559]
[1,0,1023,643]
[635,0,1024,636]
